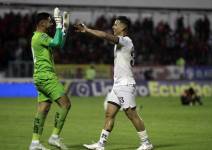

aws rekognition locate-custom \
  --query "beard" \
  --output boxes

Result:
[46,21,56,37]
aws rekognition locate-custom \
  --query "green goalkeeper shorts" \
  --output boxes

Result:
[34,73,65,102]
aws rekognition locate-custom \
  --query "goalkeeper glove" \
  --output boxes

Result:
[62,11,70,34]
[54,7,62,28]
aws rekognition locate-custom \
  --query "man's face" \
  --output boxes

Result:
[42,17,54,32]
[112,20,126,36]
[46,17,54,29]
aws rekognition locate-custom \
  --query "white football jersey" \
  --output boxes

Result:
[113,36,136,86]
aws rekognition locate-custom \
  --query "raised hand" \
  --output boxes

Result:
[74,23,87,33]
[62,11,70,33]
[54,7,62,28]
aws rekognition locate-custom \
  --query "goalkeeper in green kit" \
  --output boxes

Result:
[29,8,70,150]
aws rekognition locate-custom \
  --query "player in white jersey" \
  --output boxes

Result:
[75,16,153,150]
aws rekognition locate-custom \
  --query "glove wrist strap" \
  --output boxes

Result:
[56,23,62,29]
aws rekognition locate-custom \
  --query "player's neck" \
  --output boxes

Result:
[117,32,127,37]
[36,27,47,33]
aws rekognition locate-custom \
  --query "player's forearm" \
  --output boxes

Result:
[49,28,63,47]
[86,28,118,44]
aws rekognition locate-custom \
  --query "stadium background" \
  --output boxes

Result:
[0,0,212,150]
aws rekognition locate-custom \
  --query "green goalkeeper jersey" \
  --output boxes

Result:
[31,28,63,77]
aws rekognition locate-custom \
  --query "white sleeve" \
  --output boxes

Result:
[118,36,131,47]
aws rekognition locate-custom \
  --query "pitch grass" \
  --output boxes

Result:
[0,96,212,150]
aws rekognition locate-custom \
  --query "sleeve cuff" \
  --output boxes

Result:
[56,24,62,29]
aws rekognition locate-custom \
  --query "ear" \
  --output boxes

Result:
[122,26,127,32]
[121,24,127,32]
[39,20,46,27]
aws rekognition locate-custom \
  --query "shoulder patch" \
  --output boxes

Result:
[40,33,49,40]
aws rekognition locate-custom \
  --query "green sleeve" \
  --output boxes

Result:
[39,34,52,46]
[49,28,63,47]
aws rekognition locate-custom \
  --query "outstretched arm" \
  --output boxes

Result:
[49,28,63,47]
[49,7,63,47]
[75,23,119,44]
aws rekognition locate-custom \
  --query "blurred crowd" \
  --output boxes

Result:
[0,12,33,71]
[0,12,212,71]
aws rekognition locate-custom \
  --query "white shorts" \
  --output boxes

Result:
[105,84,136,109]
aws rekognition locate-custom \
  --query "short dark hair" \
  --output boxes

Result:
[35,12,51,25]
[116,16,131,31]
